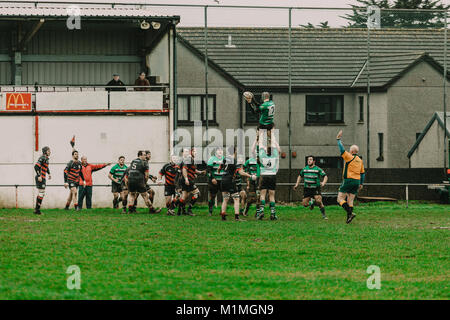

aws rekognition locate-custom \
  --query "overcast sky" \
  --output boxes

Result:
[4,0,450,27]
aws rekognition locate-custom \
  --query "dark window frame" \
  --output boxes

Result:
[305,95,345,125]
[177,94,217,125]
[358,96,364,122]
[377,132,384,161]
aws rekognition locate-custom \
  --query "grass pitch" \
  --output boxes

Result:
[0,202,448,300]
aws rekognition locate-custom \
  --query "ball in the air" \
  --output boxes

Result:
[243,91,253,102]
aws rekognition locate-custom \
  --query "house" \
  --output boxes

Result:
[176,27,450,170]
[408,112,449,168]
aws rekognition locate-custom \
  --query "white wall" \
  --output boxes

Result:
[0,115,170,209]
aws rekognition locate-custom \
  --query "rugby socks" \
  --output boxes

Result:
[189,196,197,210]
[258,200,266,217]
[122,197,127,209]
[65,201,70,210]
[339,200,351,214]
[320,207,326,215]
[208,199,214,214]
[270,202,276,216]
[35,196,43,209]
[179,199,186,214]
[244,202,251,215]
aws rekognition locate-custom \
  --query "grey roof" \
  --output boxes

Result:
[177,27,449,89]
[407,112,450,158]
[0,4,178,19]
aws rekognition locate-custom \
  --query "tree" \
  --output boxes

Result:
[299,21,330,28]
[342,0,449,28]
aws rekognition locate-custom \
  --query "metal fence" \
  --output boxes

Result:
[0,182,447,209]
[1,2,449,203]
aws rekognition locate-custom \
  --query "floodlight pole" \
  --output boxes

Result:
[204,6,209,144]
[288,8,292,202]
[444,11,448,172]
[367,23,371,169]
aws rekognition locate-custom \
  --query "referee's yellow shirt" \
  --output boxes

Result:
[342,151,365,180]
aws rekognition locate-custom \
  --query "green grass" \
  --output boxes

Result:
[0,202,448,300]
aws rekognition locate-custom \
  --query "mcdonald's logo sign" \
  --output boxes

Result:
[6,93,32,111]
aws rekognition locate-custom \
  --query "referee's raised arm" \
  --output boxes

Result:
[336,130,345,155]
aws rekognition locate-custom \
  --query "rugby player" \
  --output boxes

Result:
[257,139,281,220]
[34,146,51,215]
[130,151,161,213]
[244,91,276,156]
[159,155,179,216]
[179,147,205,216]
[126,151,154,214]
[243,150,261,217]
[336,130,365,224]
[206,147,225,216]
[294,156,328,220]
[108,156,128,210]
[64,150,84,210]
[219,146,257,221]
[145,150,157,206]
[236,154,247,216]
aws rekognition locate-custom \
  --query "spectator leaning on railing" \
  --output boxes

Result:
[106,73,126,91]
[134,72,150,91]
[78,157,111,210]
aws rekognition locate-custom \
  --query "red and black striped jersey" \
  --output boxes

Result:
[159,163,179,186]
[64,160,84,183]
[182,159,197,182]
[34,155,50,179]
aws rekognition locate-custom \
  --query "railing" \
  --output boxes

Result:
[0,182,447,209]
[0,85,170,111]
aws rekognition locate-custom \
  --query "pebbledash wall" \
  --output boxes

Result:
[0,113,170,209]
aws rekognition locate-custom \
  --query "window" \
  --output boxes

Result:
[245,93,273,124]
[377,133,384,161]
[306,95,344,124]
[358,96,364,122]
[177,95,216,124]
[306,156,343,169]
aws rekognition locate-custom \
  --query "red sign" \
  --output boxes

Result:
[6,93,32,111]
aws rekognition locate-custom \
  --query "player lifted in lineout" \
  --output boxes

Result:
[158,155,180,216]
[219,146,257,221]
[293,156,328,220]
[336,130,365,224]
[34,146,51,215]
[64,136,84,210]
[243,91,276,156]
